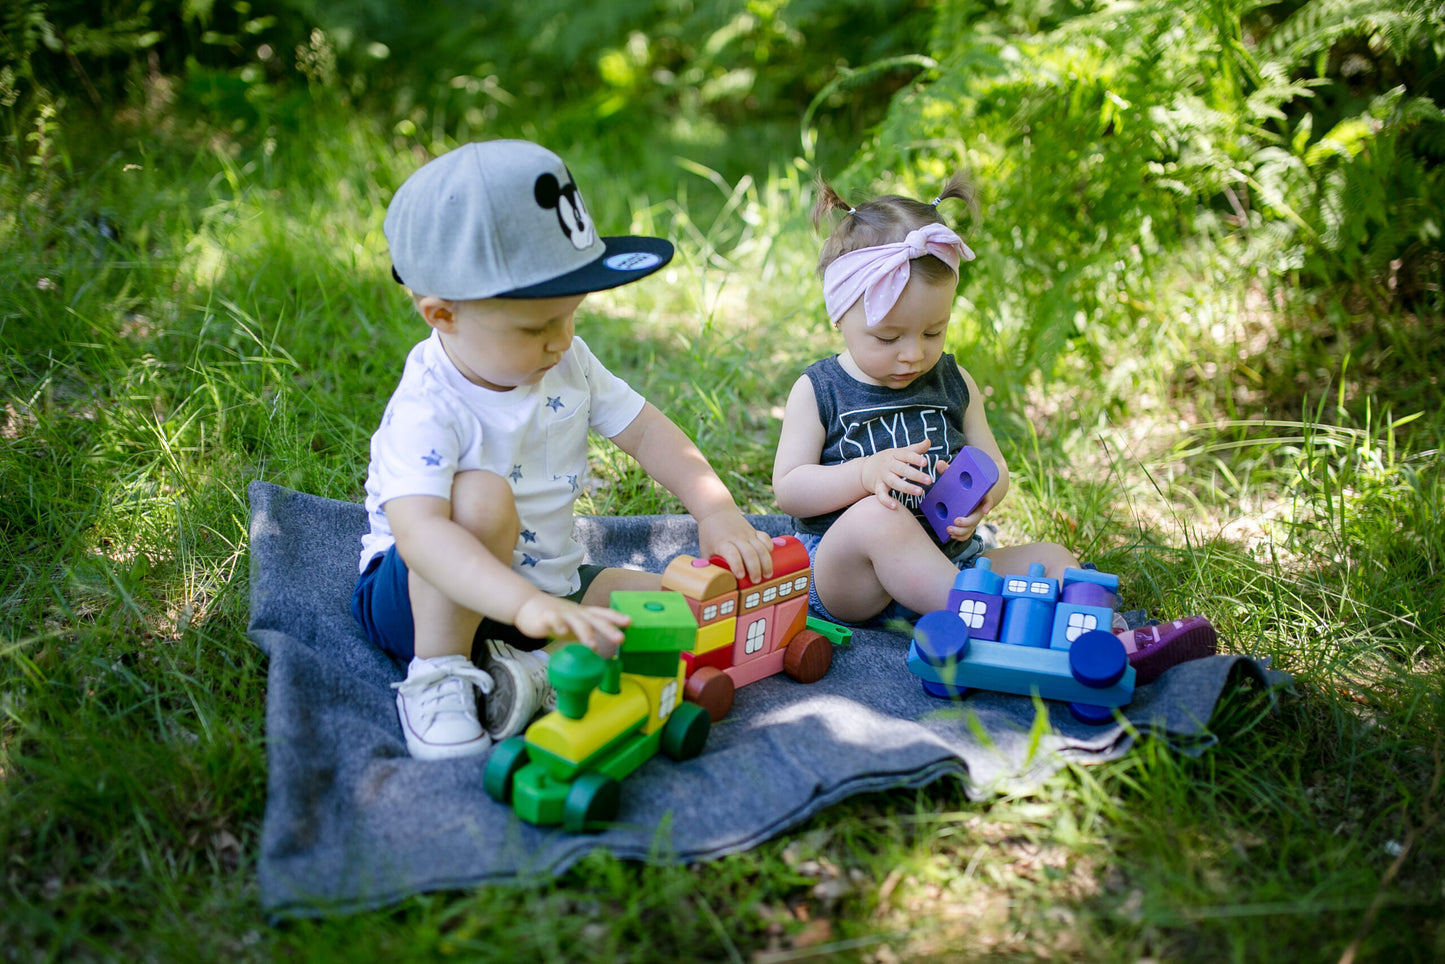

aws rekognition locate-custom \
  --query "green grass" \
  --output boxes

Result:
[2,97,1443,963]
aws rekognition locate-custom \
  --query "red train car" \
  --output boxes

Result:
[661,535,834,720]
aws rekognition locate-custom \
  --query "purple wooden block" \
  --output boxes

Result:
[1062,582,1114,608]
[947,590,1005,641]
[945,558,1004,641]
[920,445,1000,542]
[1060,567,1121,610]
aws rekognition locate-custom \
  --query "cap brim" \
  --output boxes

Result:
[498,236,674,299]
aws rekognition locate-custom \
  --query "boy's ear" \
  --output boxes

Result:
[417,296,456,331]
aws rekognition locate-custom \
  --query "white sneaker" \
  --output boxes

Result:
[480,639,556,741]
[392,654,494,760]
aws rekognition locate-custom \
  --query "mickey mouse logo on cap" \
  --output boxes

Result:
[533,171,597,253]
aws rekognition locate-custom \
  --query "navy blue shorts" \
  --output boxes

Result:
[350,543,604,663]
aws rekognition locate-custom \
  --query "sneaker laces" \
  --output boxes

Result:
[393,660,495,720]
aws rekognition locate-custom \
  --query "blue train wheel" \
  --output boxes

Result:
[1068,701,1117,725]
[921,678,970,700]
[912,611,970,666]
[482,737,529,803]
[563,772,621,833]
[660,700,710,761]
[1069,630,1128,689]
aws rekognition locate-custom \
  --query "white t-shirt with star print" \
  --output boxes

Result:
[359,330,646,595]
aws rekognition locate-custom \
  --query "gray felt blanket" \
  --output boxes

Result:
[246,480,1287,918]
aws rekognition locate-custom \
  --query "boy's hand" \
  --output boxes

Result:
[860,439,934,510]
[697,508,776,584]
[514,595,630,660]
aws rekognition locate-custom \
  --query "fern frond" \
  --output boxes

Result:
[1260,0,1444,68]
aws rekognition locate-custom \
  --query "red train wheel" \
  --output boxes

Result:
[783,629,833,684]
[684,665,734,722]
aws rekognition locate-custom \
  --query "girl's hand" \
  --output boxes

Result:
[697,508,776,584]
[514,595,630,659]
[942,480,1001,542]
[859,439,935,510]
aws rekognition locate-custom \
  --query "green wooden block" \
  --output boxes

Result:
[610,591,698,652]
[618,649,683,678]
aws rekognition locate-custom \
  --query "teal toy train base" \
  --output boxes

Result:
[482,590,712,832]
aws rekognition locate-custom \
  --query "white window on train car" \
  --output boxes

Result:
[658,679,678,720]
[745,619,767,654]
[958,598,988,629]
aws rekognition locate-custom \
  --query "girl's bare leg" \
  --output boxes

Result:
[811,497,967,622]
[813,497,1080,623]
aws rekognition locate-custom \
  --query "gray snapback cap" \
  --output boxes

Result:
[384,139,673,300]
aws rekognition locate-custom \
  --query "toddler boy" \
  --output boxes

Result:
[352,140,775,760]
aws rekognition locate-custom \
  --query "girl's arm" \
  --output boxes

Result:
[958,365,1010,507]
[936,364,1012,541]
[608,401,776,582]
[772,374,935,516]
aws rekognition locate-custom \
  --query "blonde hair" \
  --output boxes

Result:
[811,171,978,284]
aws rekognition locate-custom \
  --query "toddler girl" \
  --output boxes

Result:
[772,173,1078,627]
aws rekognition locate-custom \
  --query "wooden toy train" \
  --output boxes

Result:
[906,560,1136,724]
[483,535,844,831]
[907,548,1219,721]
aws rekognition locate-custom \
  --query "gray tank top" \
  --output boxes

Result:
[793,353,969,538]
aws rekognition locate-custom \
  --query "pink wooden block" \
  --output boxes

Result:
[726,648,788,688]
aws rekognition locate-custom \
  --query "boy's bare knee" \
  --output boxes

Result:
[982,541,1081,581]
[449,470,520,545]
[582,567,662,605]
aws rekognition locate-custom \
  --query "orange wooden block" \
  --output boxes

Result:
[740,568,809,614]
[685,591,739,628]
[769,595,809,651]
[662,555,738,601]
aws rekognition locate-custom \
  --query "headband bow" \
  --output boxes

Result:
[822,223,975,327]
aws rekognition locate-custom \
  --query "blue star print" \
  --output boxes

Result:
[509,464,524,482]
[521,554,539,568]
[546,395,565,412]
[422,449,443,466]
[521,529,537,543]
[567,474,579,492]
